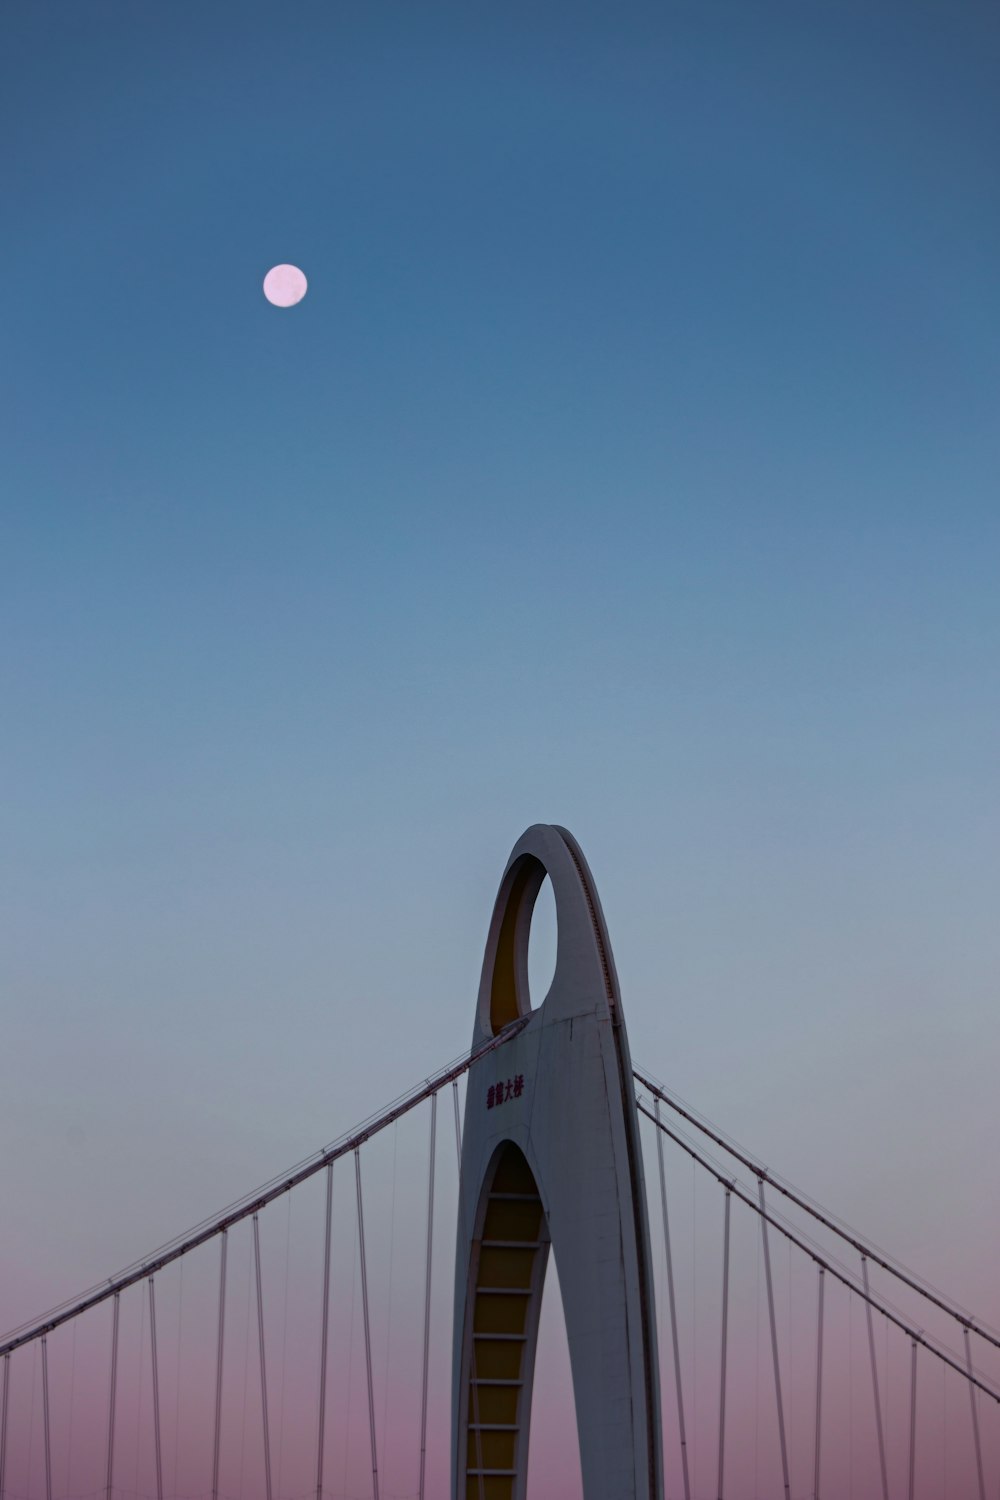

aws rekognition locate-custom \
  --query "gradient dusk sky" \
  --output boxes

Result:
[2,2,999,1493]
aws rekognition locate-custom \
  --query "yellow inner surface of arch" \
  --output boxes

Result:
[465,1144,545,1500]
[490,857,545,1034]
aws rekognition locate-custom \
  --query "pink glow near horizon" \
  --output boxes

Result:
[4,1108,998,1499]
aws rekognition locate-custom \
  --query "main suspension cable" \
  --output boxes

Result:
[635,1068,1000,1355]
[637,1100,1000,1404]
[2,1017,529,1359]
[653,1098,691,1500]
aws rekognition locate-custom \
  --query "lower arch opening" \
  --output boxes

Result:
[463,1143,544,1499]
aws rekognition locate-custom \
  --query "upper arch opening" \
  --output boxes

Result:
[489,855,558,1034]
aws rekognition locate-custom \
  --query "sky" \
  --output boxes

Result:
[2,2,999,1494]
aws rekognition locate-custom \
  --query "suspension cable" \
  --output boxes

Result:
[654,1098,691,1500]
[106,1292,119,1500]
[172,1260,183,1497]
[717,1188,731,1500]
[812,1268,824,1500]
[41,1336,52,1500]
[635,1069,1000,1353]
[275,1195,291,1499]
[211,1230,227,1500]
[355,1149,380,1500]
[315,1163,333,1500]
[861,1257,889,1500]
[379,1127,398,1481]
[252,1215,274,1500]
[907,1338,917,1500]
[1,1018,529,1360]
[637,1100,1000,1403]
[418,1094,437,1500]
[451,1079,462,1166]
[450,1070,484,1500]
[148,1277,164,1500]
[133,1276,145,1500]
[456,1053,486,1494]
[0,1352,8,1500]
[964,1327,987,1500]
[759,1181,791,1500]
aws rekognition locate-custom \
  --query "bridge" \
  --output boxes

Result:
[2,825,997,1500]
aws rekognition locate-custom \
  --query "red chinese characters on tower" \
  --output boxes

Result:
[486,1074,527,1108]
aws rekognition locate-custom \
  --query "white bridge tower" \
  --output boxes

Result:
[452,824,663,1500]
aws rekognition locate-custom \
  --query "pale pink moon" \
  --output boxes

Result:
[263,264,308,307]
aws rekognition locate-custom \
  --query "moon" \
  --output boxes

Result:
[263,264,308,307]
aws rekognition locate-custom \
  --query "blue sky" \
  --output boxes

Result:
[2,0,998,1363]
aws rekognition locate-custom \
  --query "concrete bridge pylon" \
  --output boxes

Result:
[452,824,663,1500]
